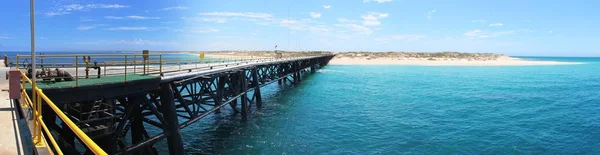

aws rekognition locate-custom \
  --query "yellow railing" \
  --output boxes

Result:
[19,71,107,155]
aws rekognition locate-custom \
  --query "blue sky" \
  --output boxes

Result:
[0,0,599,56]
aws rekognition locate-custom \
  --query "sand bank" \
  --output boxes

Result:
[329,57,583,66]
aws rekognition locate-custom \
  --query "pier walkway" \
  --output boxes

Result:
[4,53,334,154]
[0,68,26,155]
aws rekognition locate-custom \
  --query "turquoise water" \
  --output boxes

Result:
[177,57,600,154]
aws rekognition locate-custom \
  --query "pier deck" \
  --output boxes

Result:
[26,74,158,89]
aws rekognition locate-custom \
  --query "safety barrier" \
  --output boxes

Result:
[14,53,269,87]
[19,71,107,155]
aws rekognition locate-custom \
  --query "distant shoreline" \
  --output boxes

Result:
[179,51,584,66]
[328,57,583,66]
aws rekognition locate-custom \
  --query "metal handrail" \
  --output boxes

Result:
[19,70,107,155]
[37,88,107,155]
[16,54,164,87]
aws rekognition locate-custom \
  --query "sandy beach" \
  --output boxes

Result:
[329,57,583,66]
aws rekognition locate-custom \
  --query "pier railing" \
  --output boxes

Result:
[13,53,296,87]
[19,70,107,155]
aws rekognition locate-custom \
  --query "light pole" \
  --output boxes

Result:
[29,0,36,97]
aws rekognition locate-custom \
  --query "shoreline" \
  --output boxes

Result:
[328,57,583,66]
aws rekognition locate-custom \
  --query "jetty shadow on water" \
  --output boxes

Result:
[171,80,306,154]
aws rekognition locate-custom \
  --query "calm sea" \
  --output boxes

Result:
[171,56,600,154]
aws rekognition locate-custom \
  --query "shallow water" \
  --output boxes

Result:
[170,57,600,154]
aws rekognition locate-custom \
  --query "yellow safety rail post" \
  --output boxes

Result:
[159,54,163,76]
[35,86,42,145]
[103,62,107,76]
[133,55,136,74]
[75,55,78,87]
[124,55,127,82]
[37,113,62,155]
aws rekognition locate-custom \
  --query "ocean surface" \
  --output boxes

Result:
[170,56,600,154]
[5,52,599,154]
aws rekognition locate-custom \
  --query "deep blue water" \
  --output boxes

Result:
[174,57,600,154]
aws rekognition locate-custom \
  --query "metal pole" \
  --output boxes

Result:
[124,55,127,82]
[29,0,42,145]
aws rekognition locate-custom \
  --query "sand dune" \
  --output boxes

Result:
[329,57,582,66]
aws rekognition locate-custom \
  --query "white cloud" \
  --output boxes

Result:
[198,12,273,20]
[463,29,482,37]
[280,19,298,25]
[80,18,96,22]
[202,18,227,23]
[427,10,436,20]
[175,28,220,34]
[276,18,331,34]
[182,17,228,23]
[0,35,13,39]
[105,27,149,31]
[517,29,534,33]
[338,18,357,23]
[46,3,129,16]
[86,4,129,9]
[77,26,96,30]
[363,0,393,3]
[361,12,389,26]
[548,30,553,33]
[216,36,244,39]
[193,28,220,33]
[104,16,160,20]
[126,16,160,20]
[309,12,321,18]
[489,23,504,27]
[77,39,178,46]
[160,6,189,11]
[46,11,71,16]
[334,24,373,35]
[104,16,123,19]
[376,35,426,41]
[63,4,84,11]
[308,25,331,33]
[463,29,515,38]
[323,5,331,9]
